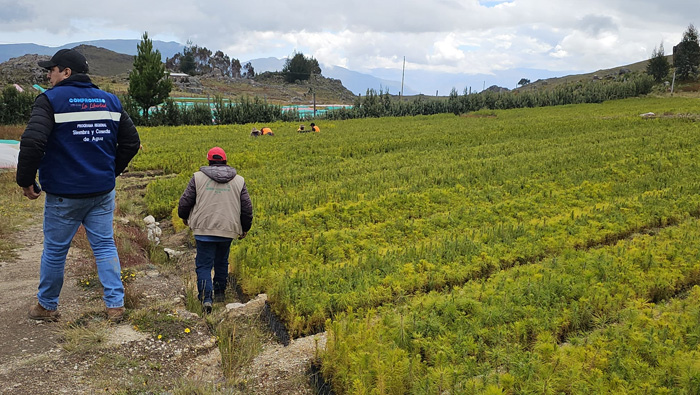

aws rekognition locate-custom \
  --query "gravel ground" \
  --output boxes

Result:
[0,215,324,394]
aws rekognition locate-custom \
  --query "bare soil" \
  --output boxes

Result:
[0,212,324,394]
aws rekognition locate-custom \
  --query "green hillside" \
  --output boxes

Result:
[520,55,674,91]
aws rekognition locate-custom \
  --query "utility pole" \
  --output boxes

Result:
[401,56,405,99]
[671,69,676,96]
[310,70,317,117]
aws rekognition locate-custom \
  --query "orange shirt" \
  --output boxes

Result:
[311,126,320,132]
[261,127,273,135]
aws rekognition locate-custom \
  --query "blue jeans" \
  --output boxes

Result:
[194,238,233,303]
[39,190,123,310]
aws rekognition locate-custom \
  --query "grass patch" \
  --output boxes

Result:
[147,243,170,266]
[184,275,203,315]
[60,321,109,353]
[216,315,266,380]
[124,281,143,310]
[115,224,150,268]
[130,301,198,340]
[0,170,43,260]
[0,238,21,261]
[172,380,247,394]
[115,180,148,217]
[0,125,23,140]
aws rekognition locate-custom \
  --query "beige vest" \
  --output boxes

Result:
[188,171,245,239]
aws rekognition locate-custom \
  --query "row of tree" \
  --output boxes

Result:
[321,73,655,121]
[118,94,302,127]
[165,41,255,78]
[123,71,653,127]
[163,42,322,83]
[447,74,655,115]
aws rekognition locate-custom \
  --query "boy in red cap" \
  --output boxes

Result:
[177,147,253,313]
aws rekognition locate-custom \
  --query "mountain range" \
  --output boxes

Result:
[0,39,604,96]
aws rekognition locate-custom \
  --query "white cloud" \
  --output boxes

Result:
[428,33,468,64]
[550,45,569,59]
[2,0,698,81]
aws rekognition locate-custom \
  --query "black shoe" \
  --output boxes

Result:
[203,301,213,314]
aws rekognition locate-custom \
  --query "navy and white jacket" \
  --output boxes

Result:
[16,74,140,197]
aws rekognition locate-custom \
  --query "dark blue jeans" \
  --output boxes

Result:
[194,238,233,303]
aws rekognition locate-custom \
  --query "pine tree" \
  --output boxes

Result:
[646,42,670,82]
[180,41,196,76]
[674,24,700,80]
[128,32,172,122]
[282,52,321,83]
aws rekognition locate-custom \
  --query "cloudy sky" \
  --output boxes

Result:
[1,0,696,90]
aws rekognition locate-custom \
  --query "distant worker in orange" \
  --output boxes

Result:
[261,127,274,136]
[310,123,320,132]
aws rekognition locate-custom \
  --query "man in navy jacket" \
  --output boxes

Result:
[16,49,140,323]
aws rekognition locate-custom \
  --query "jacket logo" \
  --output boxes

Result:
[69,97,107,104]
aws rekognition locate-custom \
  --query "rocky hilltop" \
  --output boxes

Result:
[0,54,49,87]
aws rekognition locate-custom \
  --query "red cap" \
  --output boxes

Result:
[207,147,227,161]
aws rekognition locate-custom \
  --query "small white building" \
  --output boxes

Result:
[168,72,190,82]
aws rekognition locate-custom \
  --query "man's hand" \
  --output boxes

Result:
[238,231,247,240]
[22,186,40,200]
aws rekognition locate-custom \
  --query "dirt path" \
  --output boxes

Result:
[0,213,325,394]
[0,220,51,359]
[0,218,96,393]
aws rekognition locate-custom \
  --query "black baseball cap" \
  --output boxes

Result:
[38,49,89,73]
